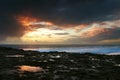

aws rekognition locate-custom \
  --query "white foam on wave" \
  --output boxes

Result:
[18,45,120,54]
[107,52,120,55]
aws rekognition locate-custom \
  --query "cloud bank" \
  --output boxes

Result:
[0,0,120,44]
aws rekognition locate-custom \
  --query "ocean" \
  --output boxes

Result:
[0,45,120,55]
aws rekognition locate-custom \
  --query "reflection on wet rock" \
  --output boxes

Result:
[6,55,24,58]
[17,65,45,72]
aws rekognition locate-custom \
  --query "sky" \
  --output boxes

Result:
[0,0,120,45]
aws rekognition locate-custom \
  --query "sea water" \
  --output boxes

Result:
[1,45,120,55]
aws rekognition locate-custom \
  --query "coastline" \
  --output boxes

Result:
[0,46,120,80]
[1,45,120,54]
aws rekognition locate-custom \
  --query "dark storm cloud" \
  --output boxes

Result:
[85,28,120,44]
[0,16,25,41]
[0,0,120,41]
[90,28,120,42]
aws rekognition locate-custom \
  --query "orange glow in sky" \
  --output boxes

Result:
[17,16,71,43]
[14,15,118,44]
[17,16,38,27]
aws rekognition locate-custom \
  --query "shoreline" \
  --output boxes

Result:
[1,45,120,54]
[0,46,120,80]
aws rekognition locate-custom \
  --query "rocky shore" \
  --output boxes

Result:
[0,47,120,80]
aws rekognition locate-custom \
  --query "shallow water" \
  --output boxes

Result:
[17,65,44,72]
[6,55,24,58]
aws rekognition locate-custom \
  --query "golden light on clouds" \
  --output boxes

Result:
[17,16,38,28]
[79,24,111,38]
[99,39,120,44]
[16,15,79,43]
[14,15,120,44]
[31,21,54,26]
[80,27,107,37]
[21,28,71,43]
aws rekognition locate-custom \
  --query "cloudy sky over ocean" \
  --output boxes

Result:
[0,0,120,45]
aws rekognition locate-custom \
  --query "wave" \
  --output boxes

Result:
[107,52,120,55]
